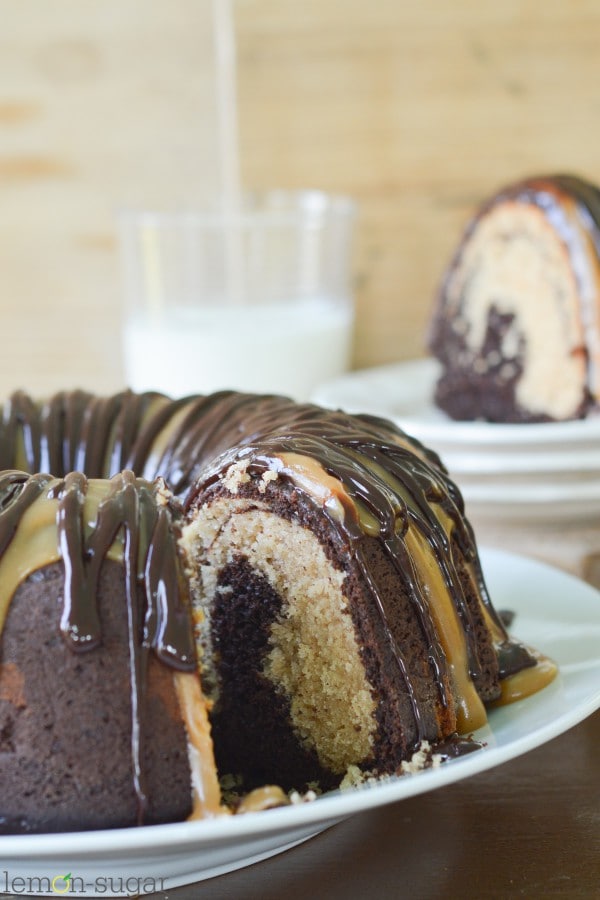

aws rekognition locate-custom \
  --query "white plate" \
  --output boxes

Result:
[312,359,600,454]
[460,480,600,523]
[1,549,600,896]
[439,448,600,477]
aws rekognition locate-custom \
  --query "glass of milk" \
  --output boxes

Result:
[119,190,356,401]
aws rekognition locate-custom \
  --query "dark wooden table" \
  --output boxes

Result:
[160,708,600,899]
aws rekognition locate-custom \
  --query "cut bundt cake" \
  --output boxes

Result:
[0,389,556,832]
[428,174,600,422]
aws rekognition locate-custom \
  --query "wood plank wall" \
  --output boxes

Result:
[2,0,600,396]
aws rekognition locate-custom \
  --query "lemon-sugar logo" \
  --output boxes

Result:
[51,872,72,894]
[1,869,167,895]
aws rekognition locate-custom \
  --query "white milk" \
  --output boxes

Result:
[123,300,353,401]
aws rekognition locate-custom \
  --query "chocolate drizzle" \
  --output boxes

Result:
[0,471,54,556]
[431,733,485,761]
[55,471,102,650]
[50,469,195,670]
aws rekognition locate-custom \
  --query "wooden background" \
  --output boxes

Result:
[2,0,600,397]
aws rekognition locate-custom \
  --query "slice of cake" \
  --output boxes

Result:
[180,412,554,793]
[0,470,223,833]
[428,174,600,422]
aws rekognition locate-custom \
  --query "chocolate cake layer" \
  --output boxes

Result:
[0,561,192,833]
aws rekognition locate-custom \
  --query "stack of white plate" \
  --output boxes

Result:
[312,358,600,523]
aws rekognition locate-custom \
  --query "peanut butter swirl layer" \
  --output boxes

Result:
[0,389,556,831]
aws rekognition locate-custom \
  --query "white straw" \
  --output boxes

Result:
[212,0,245,305]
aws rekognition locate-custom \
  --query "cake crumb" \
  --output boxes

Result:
[154,477,173,507]
[221,461,250,493]
[400,740,443,774]
[340,765,373,789]
[289,789,318,804]
[258,469,279,493]
[340,741,443,790]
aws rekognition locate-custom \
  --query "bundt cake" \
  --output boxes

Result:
[0,389,556,833]
[428,174,600,422]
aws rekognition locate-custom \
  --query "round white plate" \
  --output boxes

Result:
[312,359,600,454]
[1,549,600,896]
